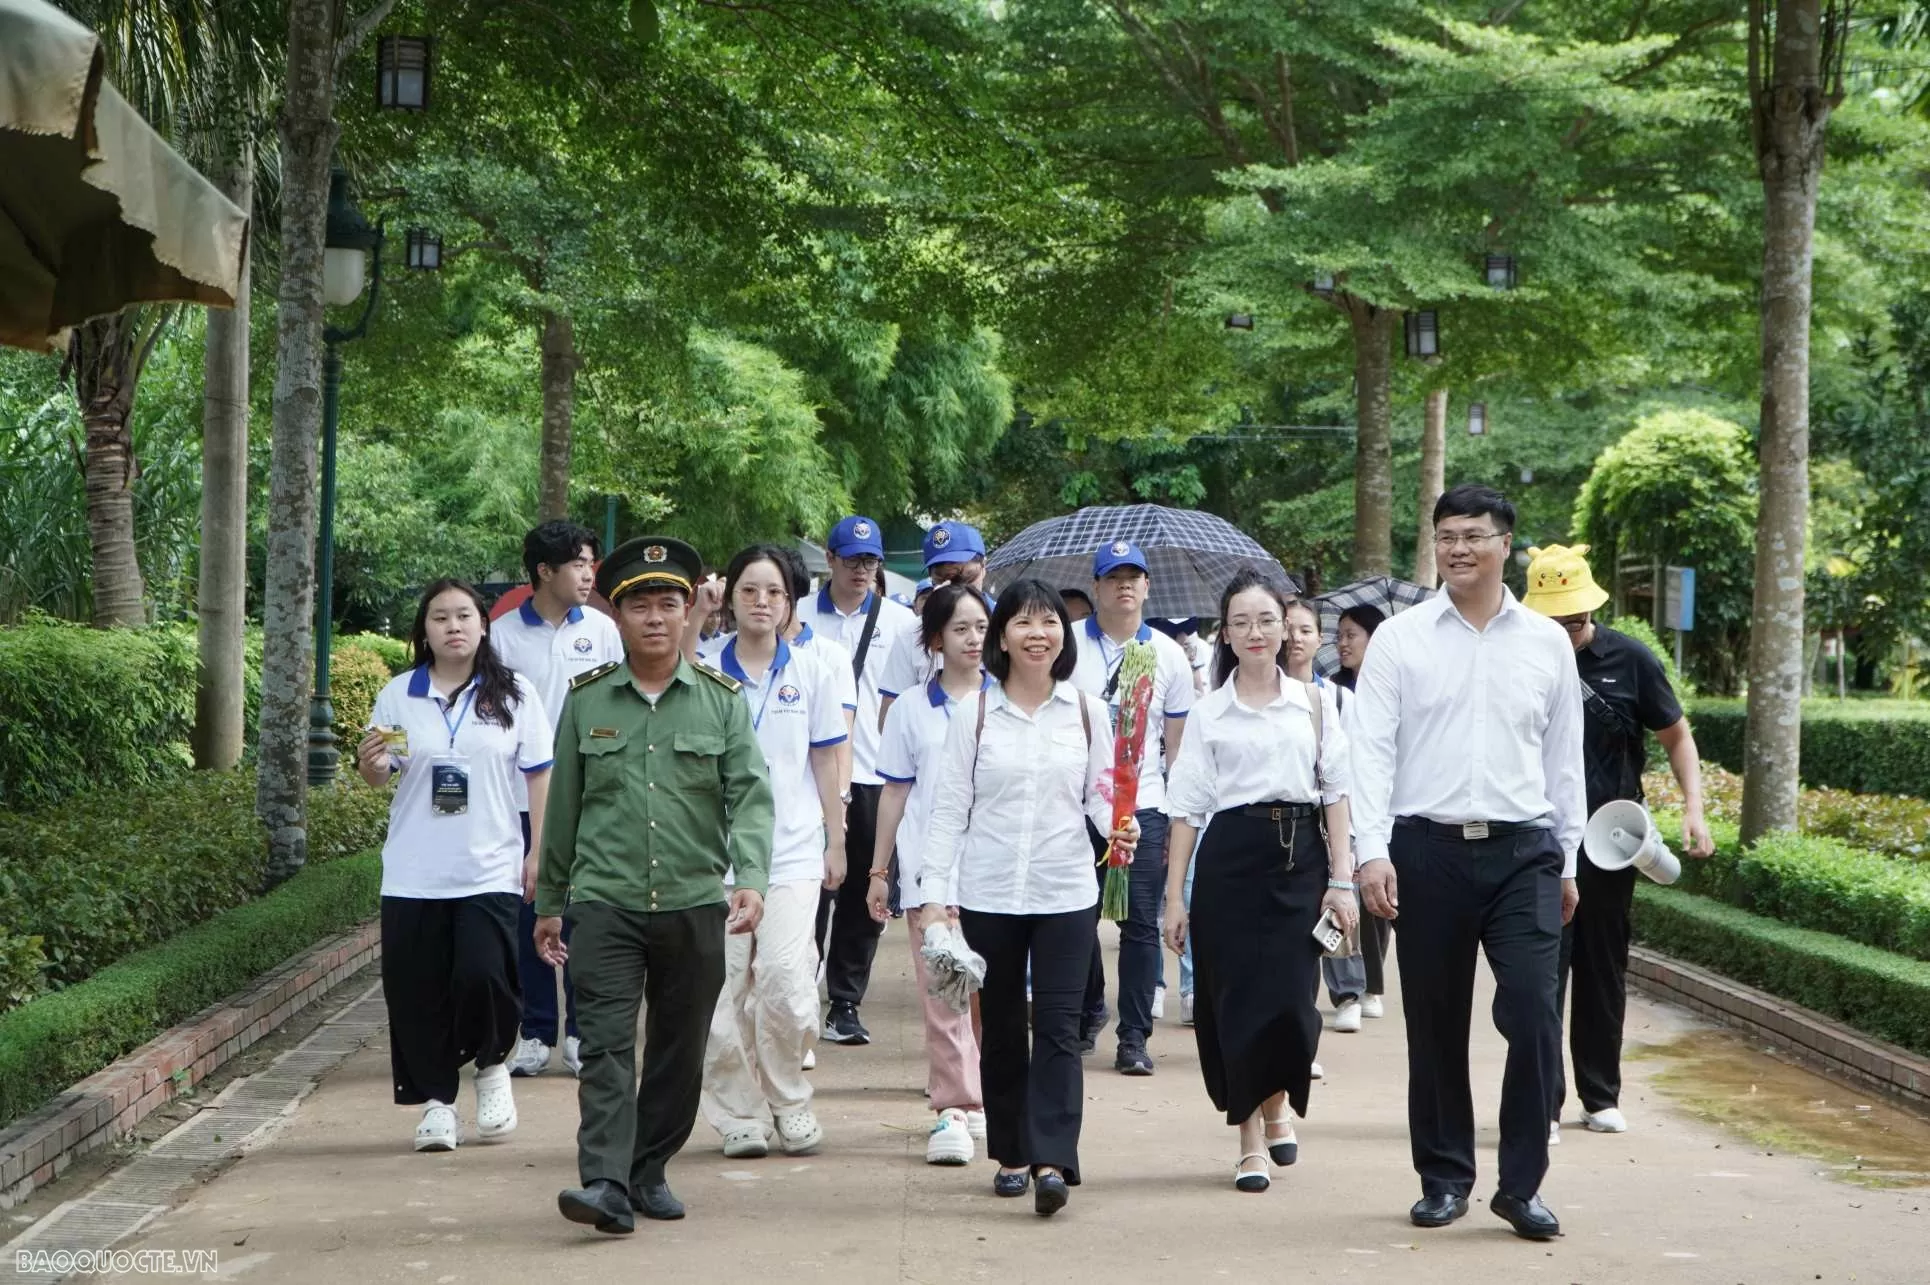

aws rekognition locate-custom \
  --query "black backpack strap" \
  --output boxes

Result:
[851,588,884,681]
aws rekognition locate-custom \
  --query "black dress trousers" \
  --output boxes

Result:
[1553,851,1638,1115]
[1389,819,1563,1202]
[381,892,522,1106]
[816,783,887,1006]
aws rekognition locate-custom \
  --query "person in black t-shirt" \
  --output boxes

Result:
[1522,545,1713,1138]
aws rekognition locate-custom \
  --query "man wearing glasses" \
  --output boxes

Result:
[1350,484,1586,1243]
[802,516,919,1045]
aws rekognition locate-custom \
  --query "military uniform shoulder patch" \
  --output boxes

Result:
[692,661,742,694]
[571,661,622,690]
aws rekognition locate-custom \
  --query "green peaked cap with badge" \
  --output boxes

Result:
[597,535,703,606]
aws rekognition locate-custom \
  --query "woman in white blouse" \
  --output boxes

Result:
[919,579,1138,1218]
[1162,570,1356,1193]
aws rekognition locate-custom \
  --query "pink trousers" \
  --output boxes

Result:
[910,916,982,1111]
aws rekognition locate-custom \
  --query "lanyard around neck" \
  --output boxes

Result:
[437,682,476,749]
[740,653,786,732]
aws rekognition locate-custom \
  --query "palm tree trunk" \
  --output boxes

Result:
[257,0,343,886]
[538,309,580,521]
[1348,301,1397,578]
[1413,386,1448,588]
[195,140,254,769]
[70,310,150,627]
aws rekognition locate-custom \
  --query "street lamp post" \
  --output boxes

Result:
[308,166,384,786]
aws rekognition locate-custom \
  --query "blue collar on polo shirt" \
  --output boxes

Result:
[406,664,475,701]
[795,622,816,643]
[719,636,793,685]
[925,671,992,707]
[1086,616,1152,645]
[517,599,584,627]
[816,585,874,618]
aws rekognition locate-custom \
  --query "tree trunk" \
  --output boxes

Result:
[257,0,342,886]
[195,141,253,770]
[1348,301,1397,578]
[537,309,580,521]
[1413,386,1448,588]
[71,311,148,627]
[1740,0,1832,843]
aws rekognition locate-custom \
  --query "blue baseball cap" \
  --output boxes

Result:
[1093,539,1150,578]
[827,515,885,559]
[923,520,986,567]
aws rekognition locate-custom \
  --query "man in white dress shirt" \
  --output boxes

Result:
[1351,485,1585,1243]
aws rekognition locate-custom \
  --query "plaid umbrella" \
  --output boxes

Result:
[986,504,1295,618]
[1312,575,1435,675]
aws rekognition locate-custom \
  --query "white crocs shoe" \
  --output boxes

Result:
[721,1124,769,1159]
[775,1107,824,1155]
[926,1110,974,1166]
[414,1101,459,1152]
[475,1063,517,1139]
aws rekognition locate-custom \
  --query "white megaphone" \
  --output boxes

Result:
[1583,800,1681,885]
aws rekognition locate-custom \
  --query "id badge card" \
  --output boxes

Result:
[430,754,471,815]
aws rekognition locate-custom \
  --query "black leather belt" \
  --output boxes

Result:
[1395,816,1549,841]
[1235,801,1319,821]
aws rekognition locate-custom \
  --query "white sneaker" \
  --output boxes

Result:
[926,1110,974,1165]
[561,1036,582,1077]
[507,1036,551,1077]
[964,1109,987,1141]
[1584,1107,1628,1133]
[1151,986,1166,1020]
[474,1064,517,1138]
[1180,992,1195,1026]
[1548,1120,1562,1146]
[1310,1061,1324,1080]
[775,1107,824,1155]
[721,1124,769,1159]
[802,1047,816,1071]
[1361,994,1385,1019]
[414,1101,459,1152]
[1334,1000,1363,1033]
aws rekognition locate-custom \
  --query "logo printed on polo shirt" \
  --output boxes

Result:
[930,526,951,548]
[573,636,593,654]
[777,684,802,705]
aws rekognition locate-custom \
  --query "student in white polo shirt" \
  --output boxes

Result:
[877,520,995,723]
[700,545,850,1159]
[356,579,555,1154]
[492,521,624,1080]
[801,515,919,1045]
[1070,540,1194,1076]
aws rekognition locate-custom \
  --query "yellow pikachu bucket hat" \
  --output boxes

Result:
[1521,544,1610,618]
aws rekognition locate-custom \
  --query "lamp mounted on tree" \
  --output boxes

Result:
[309,166,385,786]
[1224,313,1255,331]
[1311,273,1336,296]
[405,227,443,271]
[376,35,433,111]
[1485,253,1519,290]
[1467,401,1488,436]
[1404,310,1439,359]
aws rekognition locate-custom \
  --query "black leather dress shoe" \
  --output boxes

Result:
[629,1182,685,1220]
[1490,1192,1561,1240]
[1409,1193,1470,1227]
[993,1170,1030,1198]
[1033,1171,1070,1217]
[558,1179,634,1234]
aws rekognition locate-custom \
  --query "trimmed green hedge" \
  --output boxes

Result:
[0,772,389,1003]
[1632,884,1930,1059]
[1691,699,1930,798]
[0,851,382,1129]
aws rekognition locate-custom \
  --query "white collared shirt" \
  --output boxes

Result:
[371,668,554,899]
[920,681,1114,916]
[876,669,991,904]
[798,588,919,785]
[1068,618,1194,811]
[491,599,623,808]
[716,636,850,885]
[1164,668,1349,828]
[1348,586,1586,877]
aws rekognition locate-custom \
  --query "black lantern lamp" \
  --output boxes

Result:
[1467,401,1488,436]
[1485,253,1518,290]
[1404,310,1439,359]
[405,227,443,271]
[1224,313,1255,331]
[322,167,381,308]
[376,36,433,111]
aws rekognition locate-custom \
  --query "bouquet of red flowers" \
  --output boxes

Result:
[1101,640,1158,921]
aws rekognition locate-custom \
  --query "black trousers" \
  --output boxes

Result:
[1362,913,1393,996]
[815,782,885,1007]
[960,905,1097,1183]
[1081,809,1169,1046]
[380,892,521,1106]
[1390,820,1563,1202]
[1553,853,1637,1115]
[567,899,727,1190]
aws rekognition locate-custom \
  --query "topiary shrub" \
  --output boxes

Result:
[328,639,398,747]
[1691,700,1930,799]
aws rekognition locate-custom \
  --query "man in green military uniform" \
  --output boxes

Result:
[534,535,774,1235]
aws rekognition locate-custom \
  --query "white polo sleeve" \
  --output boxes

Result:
[515,678,555,771]
[805,651,848,749]
[1157,634,1195,719]
[877,628,923,699]
[876,697,917,784]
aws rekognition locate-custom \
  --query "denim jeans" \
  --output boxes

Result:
[1179,851,1196,996]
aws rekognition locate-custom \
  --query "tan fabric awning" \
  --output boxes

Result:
[0,0,249,350]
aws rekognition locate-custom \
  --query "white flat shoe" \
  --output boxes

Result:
[1548,1120,1562,1146]
[1334,1000,1363,1033]
[1234,1153,1270,1193]
[1361,994,1385,1019]
[1584,1107,1628,1133]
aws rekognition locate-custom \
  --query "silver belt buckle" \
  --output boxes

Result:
[1270,807,1283,821]
[1462,821,1490,841]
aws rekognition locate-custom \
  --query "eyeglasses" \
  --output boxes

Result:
[1432,530,1508,550]
[1226,615,1283,635]
[836,554,883,571]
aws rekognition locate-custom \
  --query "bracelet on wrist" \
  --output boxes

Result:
[867,869,892,881]
[1327,879,1357,891]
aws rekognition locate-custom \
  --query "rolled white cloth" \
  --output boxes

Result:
[917,920,987,1014]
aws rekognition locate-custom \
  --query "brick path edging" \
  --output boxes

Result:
[1628,944,1929,1109]
[0,919,380,1209]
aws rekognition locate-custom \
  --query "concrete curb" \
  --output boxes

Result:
[0,920,380,1209]
[1628,943,1929,1109]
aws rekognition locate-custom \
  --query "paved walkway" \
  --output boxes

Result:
[62,923,1930,1282]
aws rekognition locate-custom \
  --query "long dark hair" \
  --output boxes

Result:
[1335,603,1387,690]
[1211,568,1296,688]
[411,579,520,729]
[986,578,1078,682]
[722,543,800,633]
[920,582,992,651]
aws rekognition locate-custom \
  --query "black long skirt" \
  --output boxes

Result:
[1190,807,1325,1125]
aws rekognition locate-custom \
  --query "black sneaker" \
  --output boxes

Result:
[1115,1043,1154,1076]
[822,1001,870,1045]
